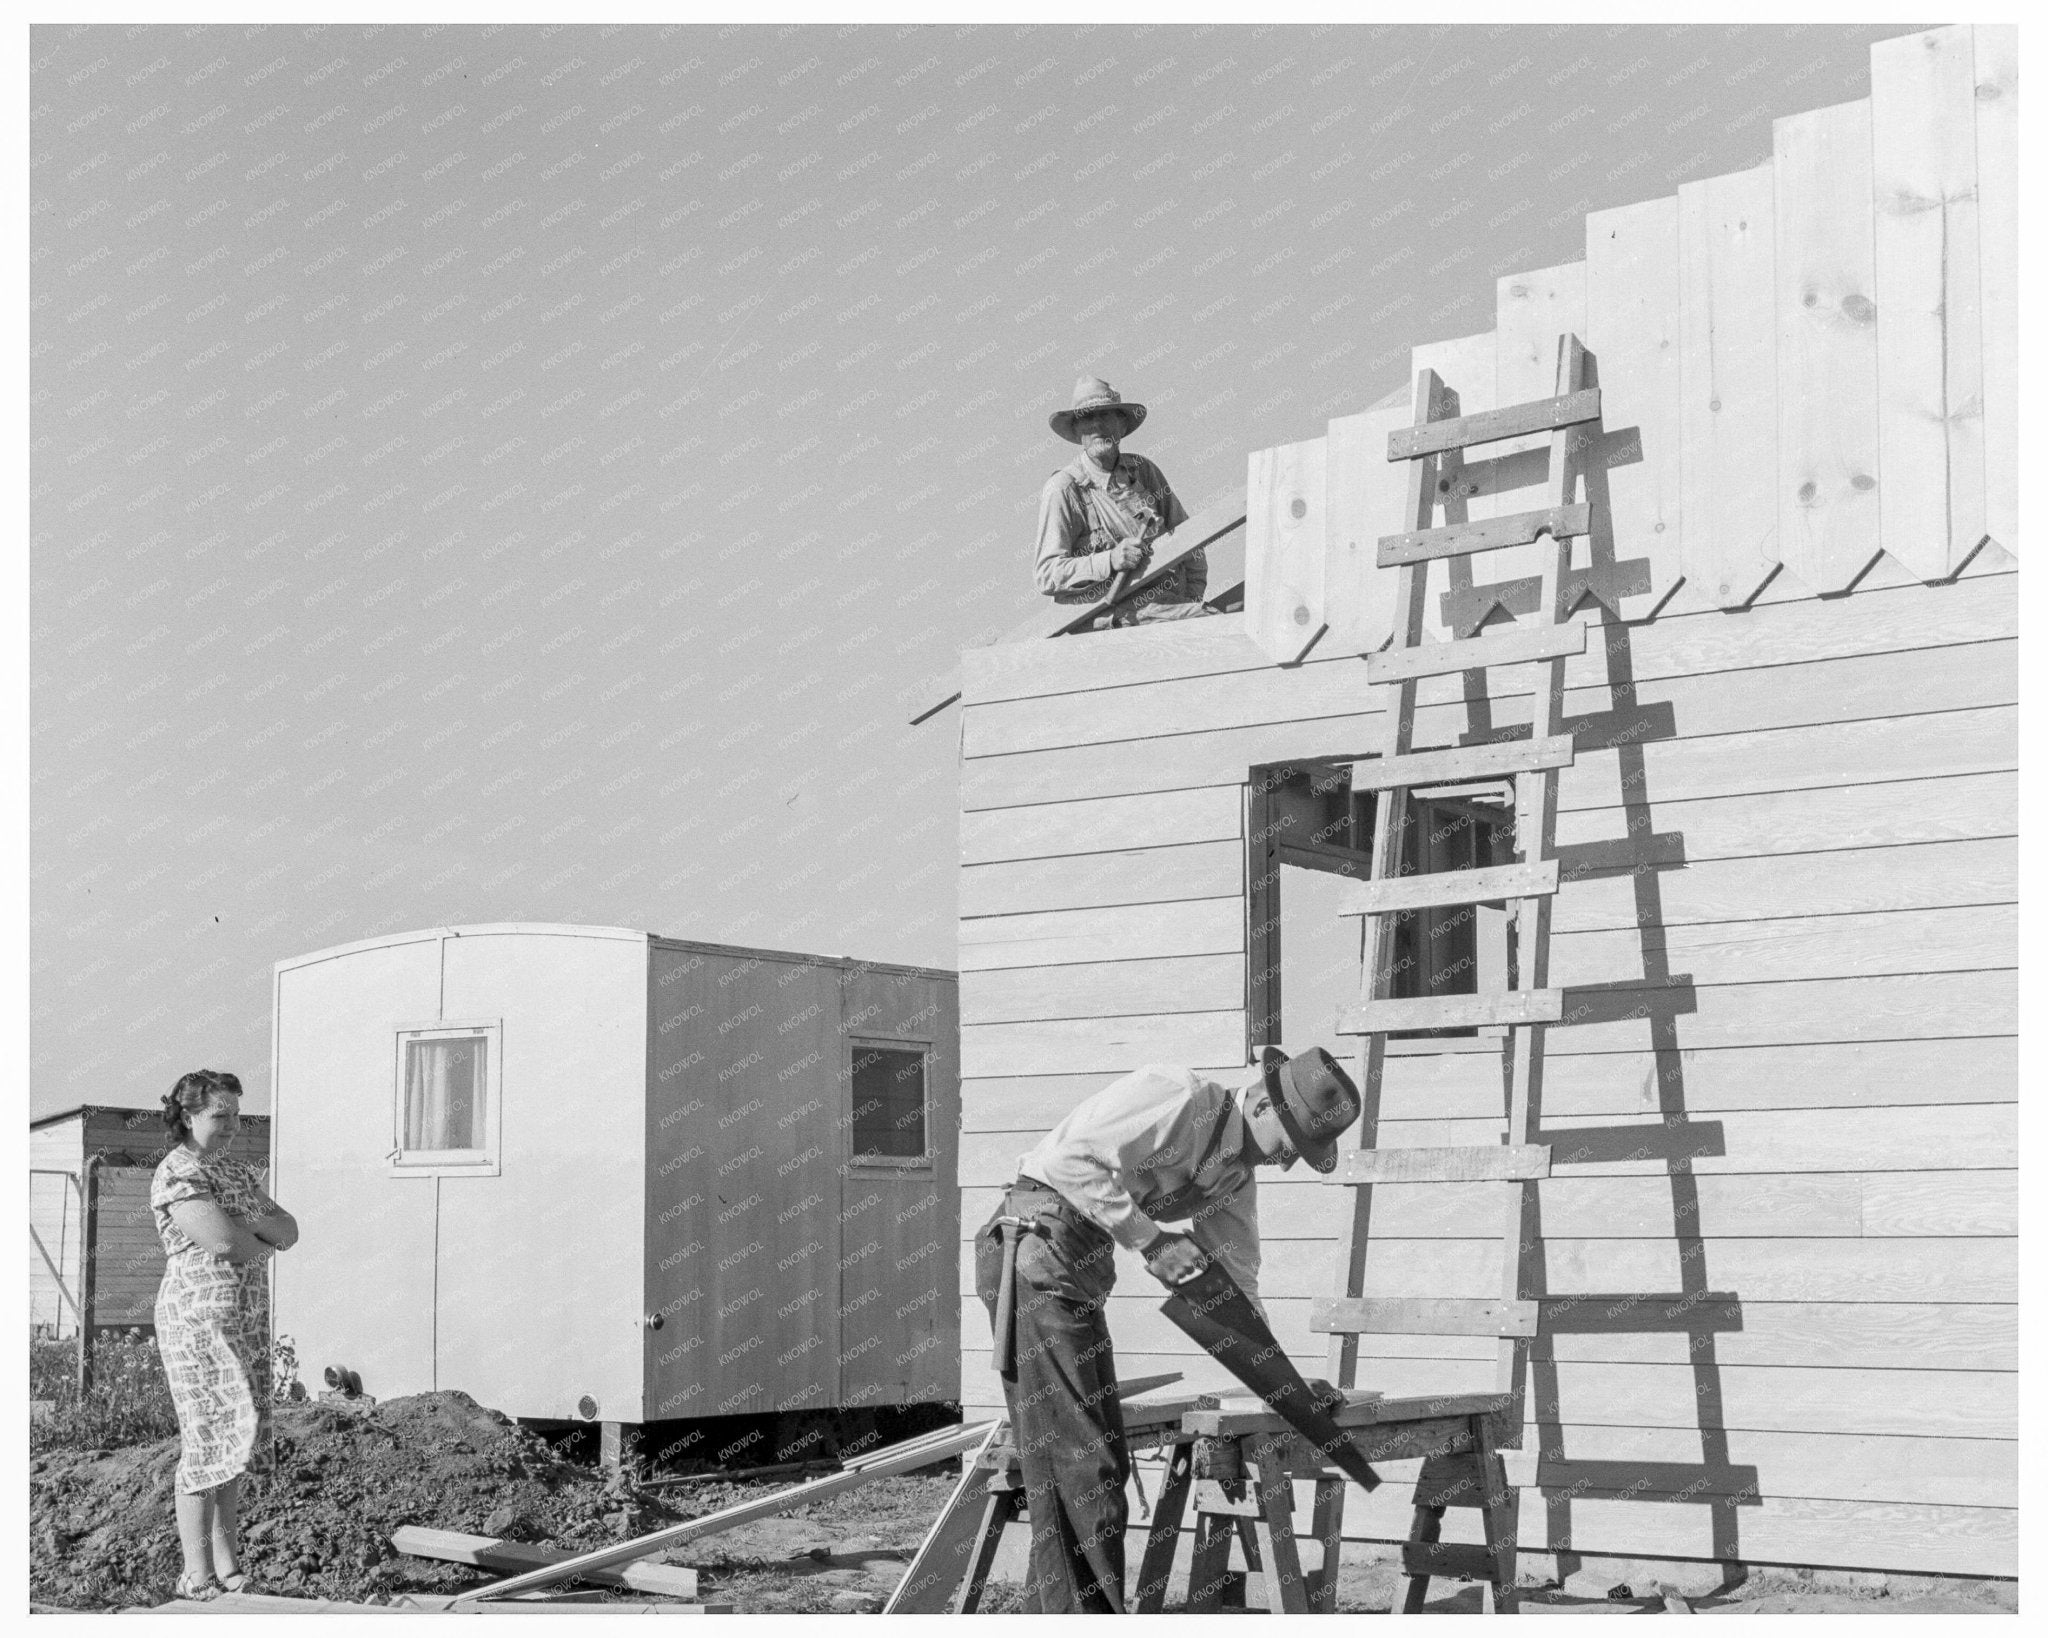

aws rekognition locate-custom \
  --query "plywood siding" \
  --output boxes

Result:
[954,563,2016,1575]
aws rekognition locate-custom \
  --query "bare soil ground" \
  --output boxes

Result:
[29,1388,2017,1615]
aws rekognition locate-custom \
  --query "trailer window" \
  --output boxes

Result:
[849,1044,928,1163]
[391,1021,502,1175]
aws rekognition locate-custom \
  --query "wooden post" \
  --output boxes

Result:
[600,1421,643,1479]
[76,1156,102,1396]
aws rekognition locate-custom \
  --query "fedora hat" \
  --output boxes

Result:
[1250,1047,1362,1174]
[1050,375,1147,443]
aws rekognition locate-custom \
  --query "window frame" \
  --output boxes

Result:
[844,1035,933,1171]
[1246,762,1516,1052]
[389,1019,504,1179]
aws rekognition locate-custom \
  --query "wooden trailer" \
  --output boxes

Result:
[30,1103,271,1339]
[952,24,2014,1584]
[271,924,959,1442]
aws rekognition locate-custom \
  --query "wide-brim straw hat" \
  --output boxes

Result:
[1050,375,1146,443]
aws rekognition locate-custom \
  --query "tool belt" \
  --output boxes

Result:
[1002,1176,1110,1241]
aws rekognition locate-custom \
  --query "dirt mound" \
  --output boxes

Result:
[29,1390,651,1610]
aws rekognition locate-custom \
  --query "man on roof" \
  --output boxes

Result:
[1034,375,1210,623]
[973,1046,1364,1612]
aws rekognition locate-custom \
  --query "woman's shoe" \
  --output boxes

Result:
[218,1570,262,1595]
[174,1570,222,1602]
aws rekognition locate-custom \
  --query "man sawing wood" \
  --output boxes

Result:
[972,1046,1364,1612]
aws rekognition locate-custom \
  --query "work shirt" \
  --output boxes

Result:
[1033,452,1202,608]
[1017,1064,1263,1309]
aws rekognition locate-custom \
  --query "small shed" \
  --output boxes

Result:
[30,1104,272,1337]
[271,924,959,1436]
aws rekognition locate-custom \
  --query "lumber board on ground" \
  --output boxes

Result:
[959,839,1242,918]
[452,1422,995,1601]
[1245,437,1330,664]
[957,898,1242,971]
[959,784,1240,864]
[959,953,1243,1026]
[1678,161,1781,611]
[1774,97,1884,595]
[1972,26,2017,554]
[1870,25,1986,580]
[390,1530,700,1598]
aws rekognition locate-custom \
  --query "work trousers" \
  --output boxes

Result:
[974,1182,1129,1613]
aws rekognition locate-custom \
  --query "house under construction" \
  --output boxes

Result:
[950,24,2015,1584]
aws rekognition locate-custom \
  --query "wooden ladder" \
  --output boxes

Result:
[1314,333,1600,1615]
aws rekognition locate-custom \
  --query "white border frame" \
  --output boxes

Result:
[389,1018,504,1179]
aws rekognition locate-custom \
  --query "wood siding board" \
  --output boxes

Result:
[1554,771,2014,863]
[1245,438,1330,664]
[1972,26,2017,553]
[961,696,2014,820]
[960,954,1245,1026]
[962,612,1269,704]
[961,1103,2014,1188]
[961,566,2010,735]
[1556,836,2015,932]
[959,785,1241,863]
[958,898,1243,971]
[1678,163,1781,610]
[962,1296,2013,1374]
[1774,98,1884,594]
[961,1010,1245,1079]
[959,840,1242,919]
[965,628,2012,772]
[1551,903,2015,988]
[1586,195,1683,620]
[958,1067,1255,1134]
[1871,25,1987,579]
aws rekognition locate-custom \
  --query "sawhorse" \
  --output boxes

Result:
[1180,1389,1522,1615]
[885,1391,1206,1613]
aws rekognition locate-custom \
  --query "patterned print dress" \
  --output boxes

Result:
[151,1146,276,1493]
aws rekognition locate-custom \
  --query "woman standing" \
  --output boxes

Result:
[150,1069,298,1601]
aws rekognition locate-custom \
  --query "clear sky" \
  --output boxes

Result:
[30,22,1899,1117]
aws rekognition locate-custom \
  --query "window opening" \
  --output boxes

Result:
[849,1042,929,1162]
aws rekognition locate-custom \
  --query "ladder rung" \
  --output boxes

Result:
[1402,1540,1499,1582]
[1330,1144,1553,1184]
[1310,1297,1542,1339]
[1366,621,1587,686]
[1376,504,1591,569]
[1387,387,1601,460]
[1341,989,1563,1034]
[1351,735,1574,793]
[1335,861,1559,917]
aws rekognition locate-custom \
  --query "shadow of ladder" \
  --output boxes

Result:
[1303,333,1746,1613]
